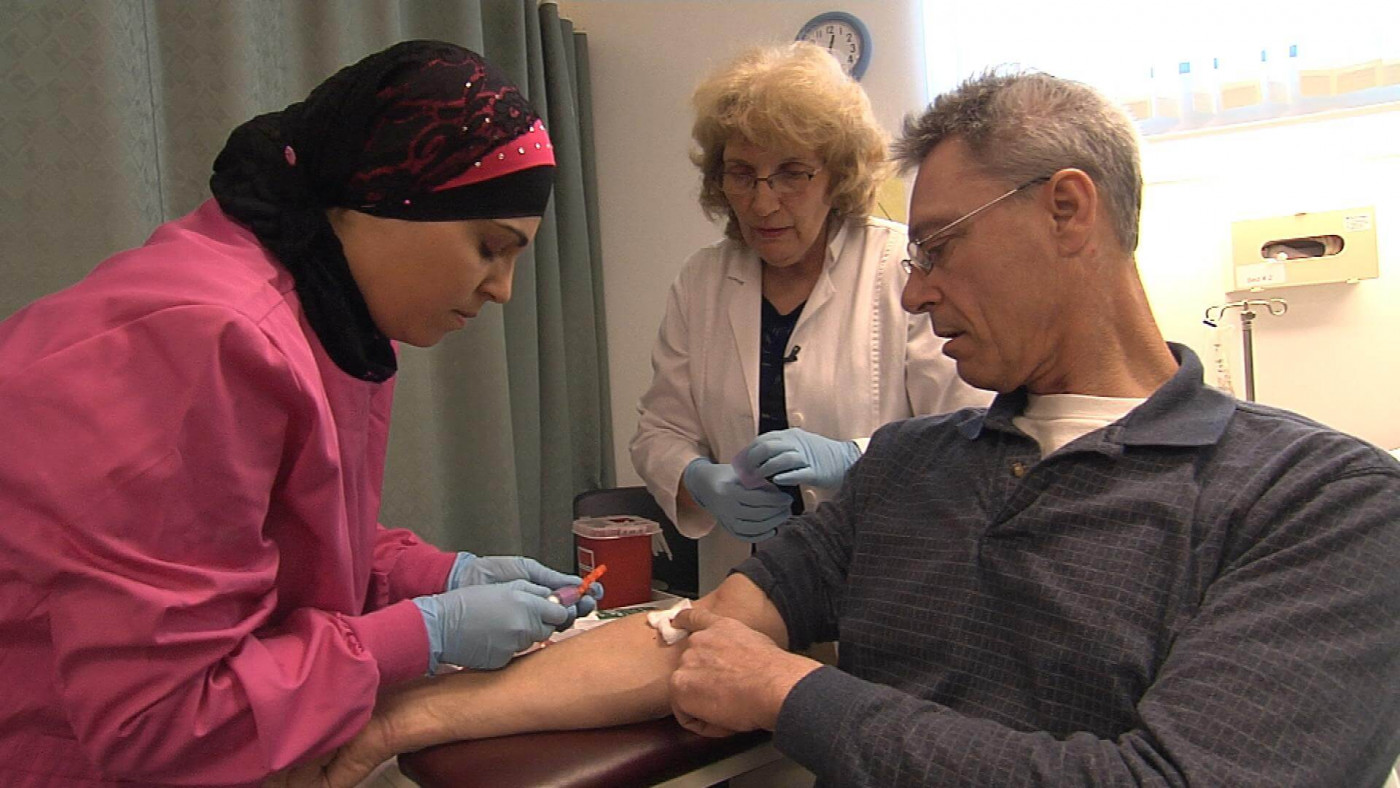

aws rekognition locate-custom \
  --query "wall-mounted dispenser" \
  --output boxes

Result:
[1230,206,1378,291]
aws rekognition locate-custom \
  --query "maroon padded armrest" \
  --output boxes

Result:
[398,717,771,788]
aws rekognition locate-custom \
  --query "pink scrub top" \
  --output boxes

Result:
[0,201,459,786]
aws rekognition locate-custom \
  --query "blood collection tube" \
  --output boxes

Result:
[548,564,607,605]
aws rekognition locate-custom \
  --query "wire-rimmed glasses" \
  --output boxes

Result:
[901,176,1052,275]
[720,167,822,200]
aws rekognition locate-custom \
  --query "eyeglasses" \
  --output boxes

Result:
[720,167,822,200]
[901,176,1051,275]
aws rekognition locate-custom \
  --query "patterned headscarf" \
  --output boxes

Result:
[211,40,555,381]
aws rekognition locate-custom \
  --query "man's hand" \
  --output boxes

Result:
[668,607,820,737]
[314,714,397,788]
[261,756,332,788]
[261,703,397,788]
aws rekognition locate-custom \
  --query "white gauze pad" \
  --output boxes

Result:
[646,598,693,645]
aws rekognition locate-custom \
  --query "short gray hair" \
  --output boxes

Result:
[895,70,1143,252]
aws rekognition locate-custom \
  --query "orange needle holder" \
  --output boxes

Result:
[548,564,607,606]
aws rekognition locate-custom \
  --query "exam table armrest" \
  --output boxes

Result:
[398,716,770,788]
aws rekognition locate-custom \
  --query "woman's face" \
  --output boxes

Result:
[329,209,542,347]
[721,138,833,268]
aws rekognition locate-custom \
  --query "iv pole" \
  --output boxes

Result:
[1202,298,1288,402]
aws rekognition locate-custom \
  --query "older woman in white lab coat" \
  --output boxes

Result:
[630,43,990,591]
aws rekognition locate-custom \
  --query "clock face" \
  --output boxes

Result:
[798,16,868,79]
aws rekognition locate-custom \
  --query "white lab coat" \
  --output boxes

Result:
[630,216,992,592]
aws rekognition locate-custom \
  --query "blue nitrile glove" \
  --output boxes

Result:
[682,458,793,542]
[447,553,603,621]
[741,428,861,489]
[413,580,569,672]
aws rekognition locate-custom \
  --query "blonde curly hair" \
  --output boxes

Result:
[690,42,891,240]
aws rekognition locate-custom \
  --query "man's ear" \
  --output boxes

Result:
[1046,168,1097,255]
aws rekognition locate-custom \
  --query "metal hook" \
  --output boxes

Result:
[1203,298,1287,327]
[1202,297,1289,402]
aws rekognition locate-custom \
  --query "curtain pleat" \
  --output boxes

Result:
[539,3,611,546]
[0,0,607,570]
[572,31,614,489]
[0,1,162,317]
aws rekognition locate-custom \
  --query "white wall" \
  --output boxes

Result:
[561,0,928,485]
[1137,109,1400,451]
[564,0,1400,481]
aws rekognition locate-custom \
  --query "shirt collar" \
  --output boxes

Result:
[824,215,851,266]
[958,343,1235,447]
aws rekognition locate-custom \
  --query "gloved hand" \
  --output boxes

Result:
[682,458,793,542]
[414,580,569,672]
[740,428,861,489]
[448,553,602,620]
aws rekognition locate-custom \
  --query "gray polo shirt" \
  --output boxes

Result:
[739,344,1400,787]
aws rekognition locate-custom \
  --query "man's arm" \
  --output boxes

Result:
[756,460,1400,787]
[314,573,791,785]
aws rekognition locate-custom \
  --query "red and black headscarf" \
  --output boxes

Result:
[211,40,555,381]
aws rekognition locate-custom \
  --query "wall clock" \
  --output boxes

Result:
[797,11,872,81]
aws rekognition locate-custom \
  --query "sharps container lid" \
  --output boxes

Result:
[571,515,662,539]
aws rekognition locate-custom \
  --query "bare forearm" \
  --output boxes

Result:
[704,572,788,649]
[370,574,785,754]
[372,612,671,754]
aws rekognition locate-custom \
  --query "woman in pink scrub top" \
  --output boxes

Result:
[0,41,598,787]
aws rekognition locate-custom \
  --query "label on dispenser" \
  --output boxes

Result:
[1236,262,1287,290]
[1344,213,1372,232]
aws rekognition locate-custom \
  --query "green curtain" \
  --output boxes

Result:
[0,0,612,570]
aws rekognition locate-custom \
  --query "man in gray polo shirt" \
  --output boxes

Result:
[304,71,1400,788]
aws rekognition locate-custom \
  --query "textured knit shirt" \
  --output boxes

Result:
[738,344,1400,787]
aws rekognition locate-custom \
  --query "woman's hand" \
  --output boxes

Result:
[416,580,570,672]
[448,554,603,618]
[682,458,793,541]
[740,428,861,489]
